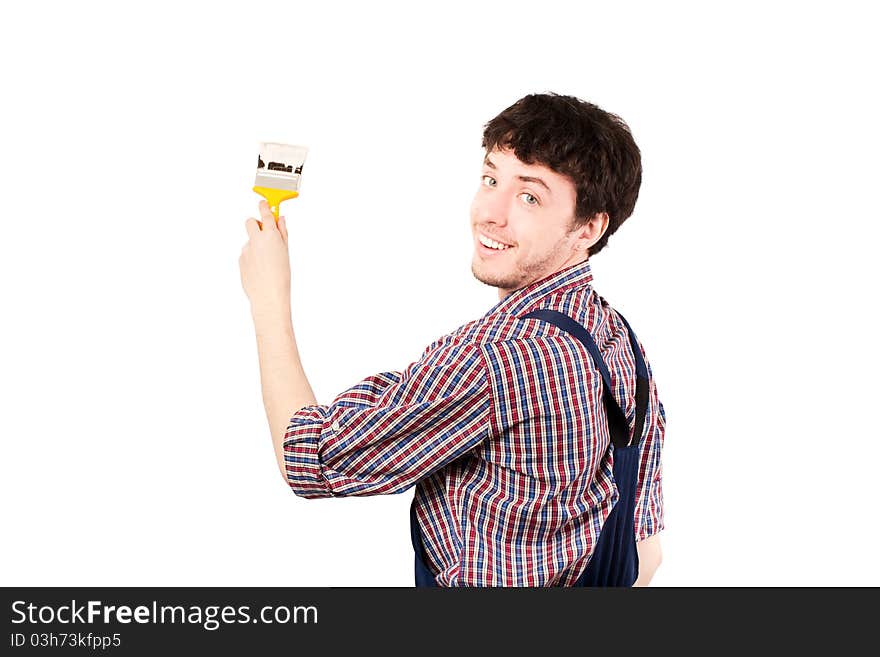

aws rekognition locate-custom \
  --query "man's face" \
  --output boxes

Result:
[470,147,587,298]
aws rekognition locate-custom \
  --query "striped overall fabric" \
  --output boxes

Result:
[411,309,649,587]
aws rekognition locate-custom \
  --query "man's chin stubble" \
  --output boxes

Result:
[471,262,521,291]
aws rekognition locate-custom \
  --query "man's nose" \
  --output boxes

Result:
[478,193,509,225]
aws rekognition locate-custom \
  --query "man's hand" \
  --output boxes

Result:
[239,199,292,315]
[634,534,662,586]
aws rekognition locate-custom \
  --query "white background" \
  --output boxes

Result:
[1,1,877,587]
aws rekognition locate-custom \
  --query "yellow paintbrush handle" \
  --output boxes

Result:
[253,186,300,223]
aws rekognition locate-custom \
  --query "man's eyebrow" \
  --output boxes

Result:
[483,156,552,195]
[517,175,552,194]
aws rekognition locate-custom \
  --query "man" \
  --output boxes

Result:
[239,93,666,587]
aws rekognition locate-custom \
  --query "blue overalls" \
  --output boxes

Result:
[410,309,650,587]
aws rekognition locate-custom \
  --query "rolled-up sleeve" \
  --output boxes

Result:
[283,342,493,498]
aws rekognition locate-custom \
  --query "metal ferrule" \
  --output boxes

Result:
[254,170,302,192]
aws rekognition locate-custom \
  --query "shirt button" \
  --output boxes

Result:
[331,420,341,432]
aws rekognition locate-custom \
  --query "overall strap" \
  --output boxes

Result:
[522,309,649,449]
[615,311,650,449]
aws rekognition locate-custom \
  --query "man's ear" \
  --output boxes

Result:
[576,212,610,251]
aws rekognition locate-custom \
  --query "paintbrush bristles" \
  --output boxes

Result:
[255,142,308,192]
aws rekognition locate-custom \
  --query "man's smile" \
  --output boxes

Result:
[476,230,515,254]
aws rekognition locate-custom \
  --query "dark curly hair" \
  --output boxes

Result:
[481,92,642,256]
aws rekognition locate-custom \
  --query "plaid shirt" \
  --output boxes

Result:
[283,258,665,586]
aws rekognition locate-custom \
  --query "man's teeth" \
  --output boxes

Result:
[479,234,511,250]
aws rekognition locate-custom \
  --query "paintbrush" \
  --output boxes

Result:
[253,142,309,227]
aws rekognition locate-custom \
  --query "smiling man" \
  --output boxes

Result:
[472,147,605,297]
[240,92,666,587]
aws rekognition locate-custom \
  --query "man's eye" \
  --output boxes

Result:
[481,175,496,187]
[519,192,538,206]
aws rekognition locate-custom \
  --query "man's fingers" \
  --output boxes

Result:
[246,201,284,237]
[258,199,277,228]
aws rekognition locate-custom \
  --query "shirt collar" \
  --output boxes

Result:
[483,258,594,318]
